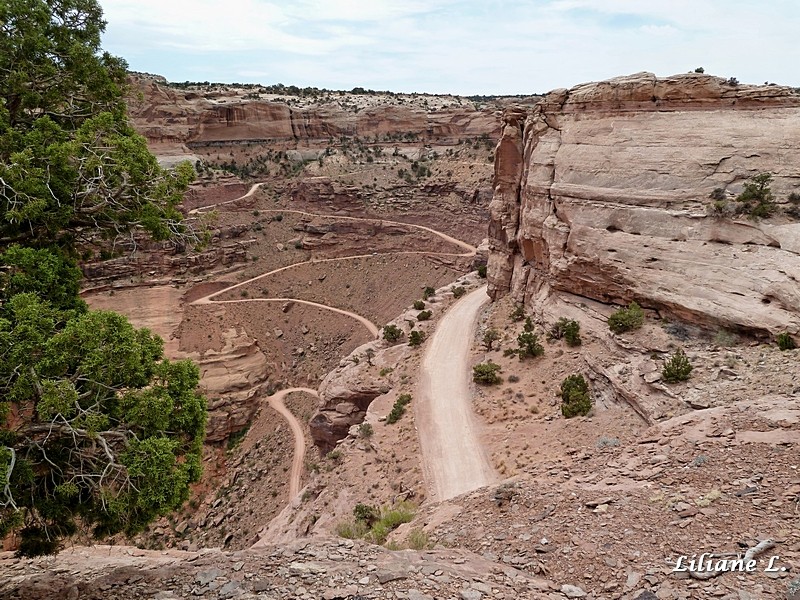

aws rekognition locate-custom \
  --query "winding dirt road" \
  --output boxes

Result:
[266,387,318,501]
[416,285,496,501]
[187,182,490,510]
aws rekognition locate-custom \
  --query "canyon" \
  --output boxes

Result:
[2,73,799,600]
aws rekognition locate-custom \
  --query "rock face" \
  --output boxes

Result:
[488,72,800,336]
[128,76,504,150]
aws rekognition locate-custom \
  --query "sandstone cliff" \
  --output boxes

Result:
[488,72,800,336]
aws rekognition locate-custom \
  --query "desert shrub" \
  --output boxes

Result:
[367,502,416,544]
[452,286,466,299]
[273,213,284,222]
[294,239,304,249]
[483,329,500,350]
[386,394,412,424]
[413,300,425,310]
[406,528,430,550]
[709,187,727,201]
[515,331,544,359]
[358,423,373,439]
[509,304,526,322]
[379,367,393,377]
[735,172,776,219]
[507,374,520,383]
[549,317,581,346]
[335,519,369,539]
[326,449,342,461]
[523,316,534,333]
[408,330,426,347]
[777,332,797,351]
[417,310,432,321]
[477,264,487,278]
[662,349,693,383]
[560,374,592,418]
[383,324,403,342]
[422,286,436,300]
[596,437,620,448]
[663,321,691,341]
[608,302,645,334]
[473,362,502,385]
[354,503,379,525]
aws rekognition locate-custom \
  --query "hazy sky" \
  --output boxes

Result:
[100,0,799,95]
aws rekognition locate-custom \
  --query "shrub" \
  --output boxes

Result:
[383,324,403,342]
[358,423,373,439]
[560,374,592,418]
[367,502,416,544]
[516,331,544,359]
[507,374,520,383]
[413,300,425,310]
[549,317,581,346]
[523,316,534,333]
[273,213,284,222]
[777,332,797,351]
[662,349,693,383]
[417,310,432,321]
[452,286,466,299]
[477,264,487,278]
[482,329,500,350]
[379,367,393,377]
[422,286,436,300]
[408,330,426,347]
[709,187,727,201]
[354,503,379,525]
[335,519,369,539]
[713,329,739,347]
[608,302,645,334]
[406,528,430,550]
[473,362,502,385]
[735,172,776,219]
[509,304,526,322]
[386,394,412,424]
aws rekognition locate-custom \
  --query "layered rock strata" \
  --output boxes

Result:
[488,72,800,336]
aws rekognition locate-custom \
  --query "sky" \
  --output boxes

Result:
[99,0,800,96]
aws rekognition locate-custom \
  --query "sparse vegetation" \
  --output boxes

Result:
[473,362,502,385]
[379,367,394,377]
[514,331,545,359]
[735,173,776,219]
[509,304,526,322]
[358,423,374,439]
[451,286,466,298]
[386,394,412,424]
[422,286,436,300]
[483,329,501,350]
[408,330,426,347]
[608,302,645,334]
[549,318,582,346]
[560,374,592,418]
[777,332,797,351]
[417,310,432,321]
[337,501,416,545]
[477,264,488,278]
[713,328,739,347]
[406,528,430,550]
[413,300,426,310]
[662,349,693,383]
[383,324,403,342]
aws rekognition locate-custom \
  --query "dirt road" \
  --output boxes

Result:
[417,285,496,501]
[266,388,318,501]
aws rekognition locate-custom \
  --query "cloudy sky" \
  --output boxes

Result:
[100,0,799,95]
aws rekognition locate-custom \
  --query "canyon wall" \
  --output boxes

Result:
[128,76,506,149]
[488,72,800,336]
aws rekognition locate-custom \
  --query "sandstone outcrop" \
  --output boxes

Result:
[488,72,800,336]
[128,76,505,151]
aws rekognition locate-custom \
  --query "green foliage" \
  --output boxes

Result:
[549,318,582,346]
[386,394,412,424]
[408,330,426,347]
[476,264,487,278]
[515,331,545,359]
[451,286,466,299]
[560,374,592,418]
[358,423,373,439]
[354,503,379,525]
[382,324,403,343]
[523,317,534,332]
[662,349,693,383]
[413,300,425,310]
[473,362,502,385]
[416,310,432,321]
[0,0,206,557]
[482,329,500,350]
[735,173,776,219]
[777,332,797,351]
[509,304,526,322]
[406,528,430,550]
[338,501,416,546]
[422,286,436,300]
[608,302,645,334]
